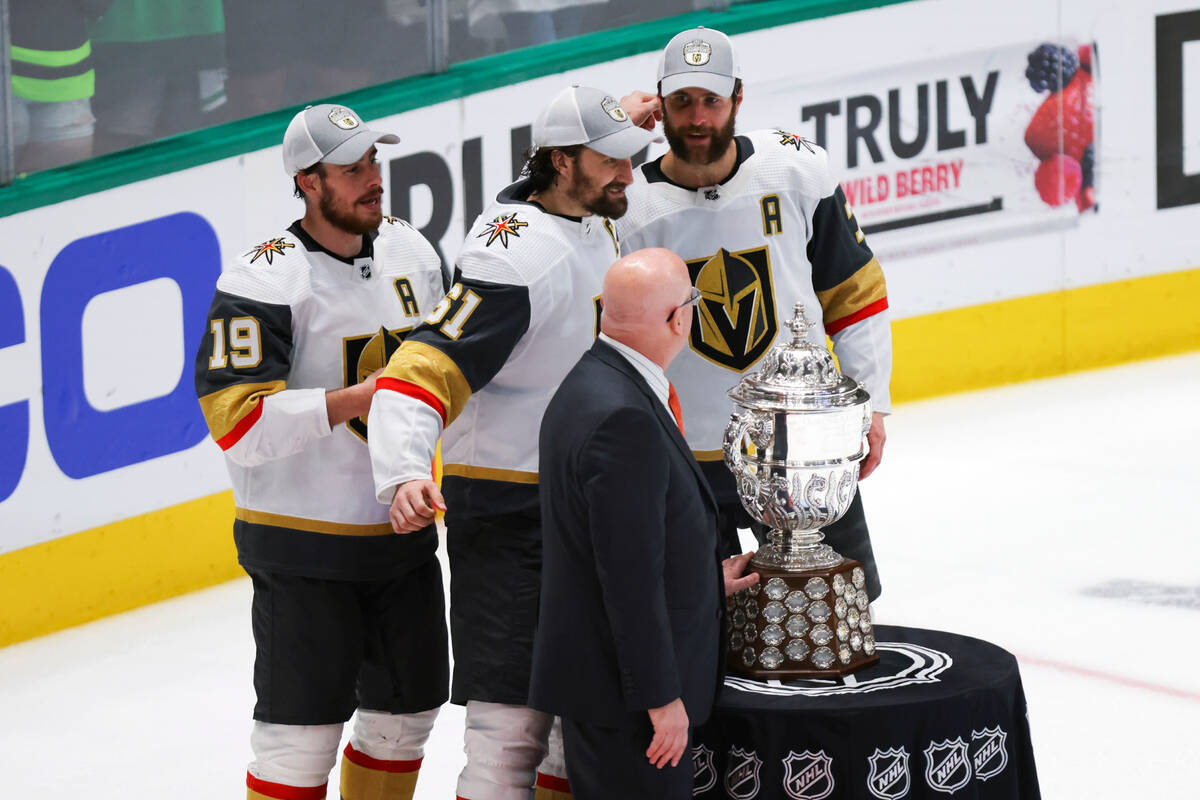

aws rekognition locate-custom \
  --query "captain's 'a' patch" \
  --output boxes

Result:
[343,326,410,441]
[685,246,777,372]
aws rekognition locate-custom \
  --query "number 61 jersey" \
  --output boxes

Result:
[193,218,446,580]
[617,130,893,502]
[369,180,619,520]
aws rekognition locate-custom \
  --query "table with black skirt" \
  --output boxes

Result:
[692,626,1041,799]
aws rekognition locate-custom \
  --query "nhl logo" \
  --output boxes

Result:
[683,40,712,66]
[328,106,360,130]
[692,745,717,795]
[724,747,763,799]
[601,96,628,123]
[360,263,372,280]
[866,748,910,799]
[970,727,1009,781]
[782,750,835,800]
[924,738,971,794]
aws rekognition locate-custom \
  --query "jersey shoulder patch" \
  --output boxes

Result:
[220,230,312,306]
[459,204,566,286]
[746,128,837,200]
[473,210,533,249]
[243,236,297,266]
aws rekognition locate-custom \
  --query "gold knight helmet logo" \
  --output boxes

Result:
[343,326,407,441]
[686,247,777,371]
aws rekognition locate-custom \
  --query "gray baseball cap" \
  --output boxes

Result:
[532,85,657,159]
[282,104,400,176]
[658,26,742,97]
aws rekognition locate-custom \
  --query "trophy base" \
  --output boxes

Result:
[726,559,879,679]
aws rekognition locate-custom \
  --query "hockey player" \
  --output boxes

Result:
[617,27,892,601]
[368,86,656,799]
[194,104,449,800]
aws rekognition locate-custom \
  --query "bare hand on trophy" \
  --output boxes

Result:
[722,551,760,596]
[389,479,445,533]
[859,412,887,480]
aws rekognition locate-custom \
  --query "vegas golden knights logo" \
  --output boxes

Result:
[686,246,777,371]
[343,326,409,441]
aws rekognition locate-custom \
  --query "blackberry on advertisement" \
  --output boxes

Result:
[1080,144,1094,189]
[1025,43,1079,93]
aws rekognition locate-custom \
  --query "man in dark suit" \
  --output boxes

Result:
[530,247,758,799]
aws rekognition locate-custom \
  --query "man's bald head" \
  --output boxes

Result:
[601,248,694,368]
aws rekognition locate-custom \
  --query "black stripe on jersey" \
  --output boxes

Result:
[194,290,293,398]
[496,178,585,223]
[234,519,438,581]
[443,476,540,522]
[807,185,876,292]
[287,220,373,265]
[405,277,531,393]
[638,135,755,187]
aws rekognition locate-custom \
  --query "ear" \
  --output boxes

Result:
[733,89,744,112]
[671,305,688,336]
[296,169,322,198]
[551,149,573,179]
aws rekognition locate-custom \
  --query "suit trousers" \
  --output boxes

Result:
[561,717,692,800]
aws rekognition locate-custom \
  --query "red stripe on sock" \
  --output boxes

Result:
[536,772,572,792]
[216,399,263,450]
[245,772,327,800]
[826,296,889,335]
[376,377,447,424]
[342,742,422,773]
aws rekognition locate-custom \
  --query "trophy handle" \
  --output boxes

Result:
[723,411,773,483]
[723,412,753,482]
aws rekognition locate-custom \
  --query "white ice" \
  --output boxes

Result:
[2,353,1198,798]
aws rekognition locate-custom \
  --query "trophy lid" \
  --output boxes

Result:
[727,303,870,411]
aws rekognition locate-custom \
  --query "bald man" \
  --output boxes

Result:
[529,248,758,799]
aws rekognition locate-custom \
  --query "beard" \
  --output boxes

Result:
[568,173,629,219]
[663,108,737,166]
[318,188,383,235]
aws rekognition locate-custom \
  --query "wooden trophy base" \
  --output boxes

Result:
[726,558,879,679]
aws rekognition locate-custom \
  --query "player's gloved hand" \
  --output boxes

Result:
[859,412,887,480]
[620,90,661,131]
[389,479,445,533]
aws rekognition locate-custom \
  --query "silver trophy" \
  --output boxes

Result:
[723,303,878,677]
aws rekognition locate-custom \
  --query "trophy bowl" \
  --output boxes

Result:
[723,303,879,678]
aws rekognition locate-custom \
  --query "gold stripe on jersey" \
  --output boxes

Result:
[382,340,473,426]
[235,508,394,536]
[442,464,539,484]
[815,257,887,330]
[692,449,725,462]
[198,380,286,442]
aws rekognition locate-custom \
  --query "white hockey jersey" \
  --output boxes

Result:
[617,130,892,502]
[194,218,445,579]
[370,179,620,519]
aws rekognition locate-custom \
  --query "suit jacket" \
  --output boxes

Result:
[529,339,723,728]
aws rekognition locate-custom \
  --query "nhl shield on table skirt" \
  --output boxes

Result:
[693,626,1040,800]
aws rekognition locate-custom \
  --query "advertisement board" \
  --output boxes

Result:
[1,0,1198,643]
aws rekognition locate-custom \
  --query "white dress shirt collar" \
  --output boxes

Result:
[598,333,671,414]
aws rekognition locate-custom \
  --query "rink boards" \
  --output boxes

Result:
[2,0,1199,645]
